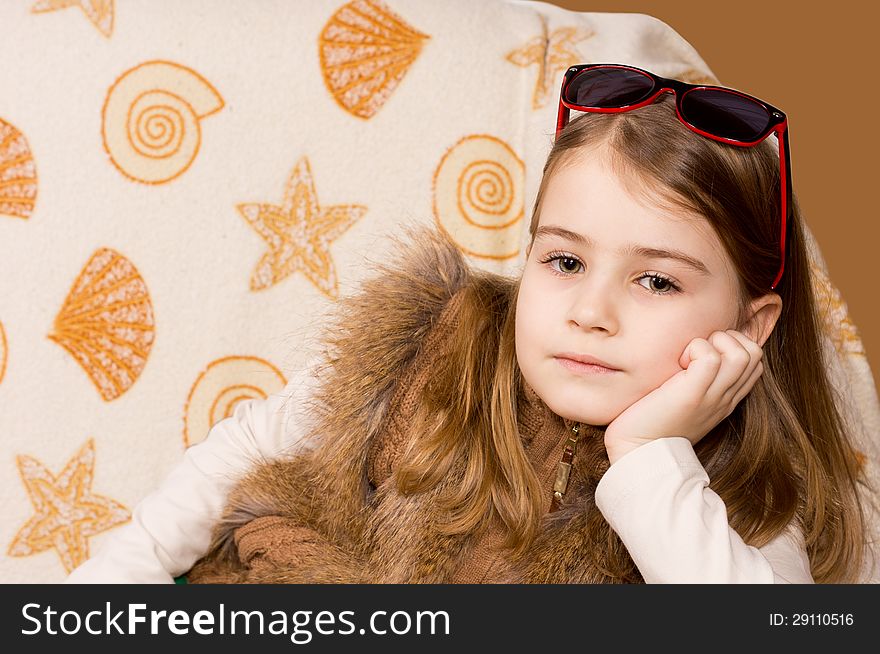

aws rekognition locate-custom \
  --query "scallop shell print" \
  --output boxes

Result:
[48,248,155,401]
[319,0,429,119]
[102,60,224,184]
[0,118,38,220]
[183,356,287,447]
[432,135,525,260]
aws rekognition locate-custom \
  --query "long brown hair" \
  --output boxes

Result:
[397,95,872,583]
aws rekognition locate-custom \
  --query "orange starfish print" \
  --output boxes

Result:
[32,0,115,38]
[9,439,129,573]
[506,20,594,109]
[237,157,367,298]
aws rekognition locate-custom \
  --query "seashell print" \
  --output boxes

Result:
[102,60,224,184]
[0,118,38,220]
[319,0,430,119]
[31,0,115,38]
[0,321,6,385]
[432,134,525,260]
[48,248,155,401]
[9,439,129,573]
[183,356,287,447]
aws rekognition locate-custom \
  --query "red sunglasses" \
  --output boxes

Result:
[556,63,791,290]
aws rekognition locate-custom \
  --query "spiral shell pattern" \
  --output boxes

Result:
[319,0,429,119]
[102,60,224,184]
[0,118,38,220]
[49,248,155,401]
[183,356,287,447]
[432,135,525,260]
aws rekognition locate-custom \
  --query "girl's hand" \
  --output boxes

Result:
[603,330,764,465]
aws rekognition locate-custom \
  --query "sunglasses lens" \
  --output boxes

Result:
[680,89,772,142]
[565,67,655,108]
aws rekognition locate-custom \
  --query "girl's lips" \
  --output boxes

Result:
[556,356,620,375]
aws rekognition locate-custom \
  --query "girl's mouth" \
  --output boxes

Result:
[556,357,620,375]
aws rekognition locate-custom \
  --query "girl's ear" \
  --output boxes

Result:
[742,293,783,346]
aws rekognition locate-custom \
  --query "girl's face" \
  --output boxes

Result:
[516,152,743,426]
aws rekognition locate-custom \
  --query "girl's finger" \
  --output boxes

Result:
[679,336,715,369]
[704,331,752,400]
[724,329,764,363]
[729,360,764,409]
[722,329,763,386]
[677,338,723,398]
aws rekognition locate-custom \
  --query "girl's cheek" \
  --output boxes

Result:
[636,343,685,377]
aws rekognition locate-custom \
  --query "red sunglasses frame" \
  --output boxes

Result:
[556,63,791,291]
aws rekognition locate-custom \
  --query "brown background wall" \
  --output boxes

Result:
[547,0,879,393]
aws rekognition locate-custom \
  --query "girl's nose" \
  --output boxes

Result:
[567,277,619,334]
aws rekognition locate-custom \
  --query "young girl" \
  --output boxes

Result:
[66,65,873,584]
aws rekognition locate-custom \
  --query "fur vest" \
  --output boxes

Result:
[186,225,643,584]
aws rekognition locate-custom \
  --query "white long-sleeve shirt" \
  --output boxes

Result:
[595,437,813,583]
[65,360,814,584]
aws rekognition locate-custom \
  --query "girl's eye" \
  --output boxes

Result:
[541,253,583,275]
[636,272,682,296]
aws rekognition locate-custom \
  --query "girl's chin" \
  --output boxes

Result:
[547,399,620,427]
[526,375,630,425]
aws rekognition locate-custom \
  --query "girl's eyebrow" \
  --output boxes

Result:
[535,225,710,276]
